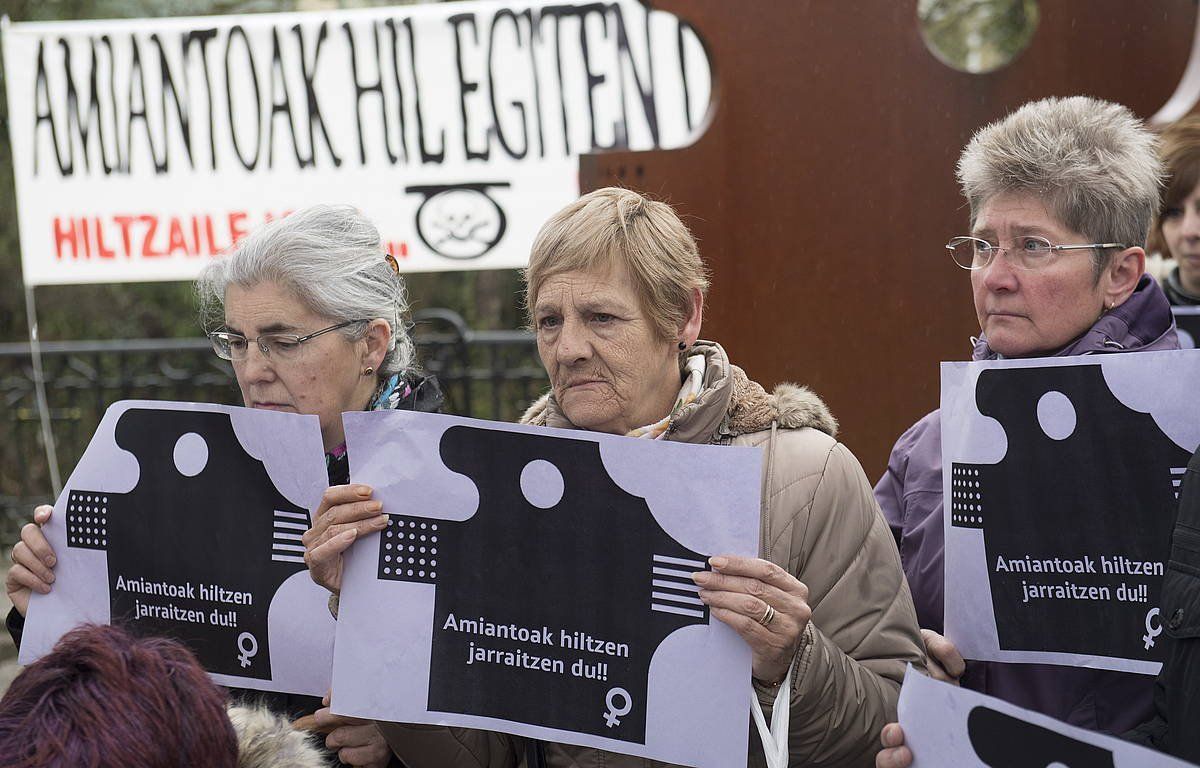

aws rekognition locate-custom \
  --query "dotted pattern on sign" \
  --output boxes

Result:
[66,490,111,551]
[949,463,985,529]
[377,514,442,584]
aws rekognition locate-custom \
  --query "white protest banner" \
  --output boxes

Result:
[1175,307,1200,349]
[331,410,759,768]
[942,350,1200,675]
[20,400,335,696]
[2,1,710,285]
[899,667,1194,767]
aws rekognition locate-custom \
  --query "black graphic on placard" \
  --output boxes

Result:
[406,183,509,260]
[967,706,1116,767]
[950,366,1188,661]
[66,408,311,679]
[377,425,710,743]
[1173,308,1200,349]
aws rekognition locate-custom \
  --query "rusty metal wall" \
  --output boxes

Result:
[580,0,1197,477]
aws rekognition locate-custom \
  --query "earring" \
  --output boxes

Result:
[677,341,687,350]
[364,366,374,376]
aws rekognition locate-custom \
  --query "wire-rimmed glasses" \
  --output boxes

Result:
[209,319,368,361]
[947,236,1126,271]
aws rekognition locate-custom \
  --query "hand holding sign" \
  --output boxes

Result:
[920,629,965,685]
[301,485,388,595]
[694,555,812,684]
[314,693,393,768]
[6,505,56,615]
[876,723,912,768]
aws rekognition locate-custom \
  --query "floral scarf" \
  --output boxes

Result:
[625,354,706,440]
[325,374,413,467]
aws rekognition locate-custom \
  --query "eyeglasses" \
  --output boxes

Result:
[209,319,368,361]
[946,236,1126,271]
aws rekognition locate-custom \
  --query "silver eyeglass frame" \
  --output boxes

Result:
[946,235,1126,271]
[208,319,369,361]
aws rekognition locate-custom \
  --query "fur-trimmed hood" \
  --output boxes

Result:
[228,705,327,768]
[520,340,836,442]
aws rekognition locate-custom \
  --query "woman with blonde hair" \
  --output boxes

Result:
[308,187,927,767]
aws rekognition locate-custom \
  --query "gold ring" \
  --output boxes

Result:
[757,604,776,627]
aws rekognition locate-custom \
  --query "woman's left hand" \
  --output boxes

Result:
[693,555,811,684]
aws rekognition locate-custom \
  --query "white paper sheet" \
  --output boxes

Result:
[942,350,1200,674]
[20,400,334,696]
[900,668,1194,767]
[332,410,761,768]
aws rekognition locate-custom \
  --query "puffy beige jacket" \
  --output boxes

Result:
[380,341,925,767]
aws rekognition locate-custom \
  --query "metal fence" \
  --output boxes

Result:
[0,310,546,546]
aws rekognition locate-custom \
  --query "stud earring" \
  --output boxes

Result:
[678,341,687,350]
[364,366,374,376]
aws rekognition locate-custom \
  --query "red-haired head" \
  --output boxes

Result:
[0,623,238,768]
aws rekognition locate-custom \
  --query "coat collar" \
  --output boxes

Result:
[521,340,837,441]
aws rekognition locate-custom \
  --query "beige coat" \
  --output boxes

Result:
[380,341,925,767]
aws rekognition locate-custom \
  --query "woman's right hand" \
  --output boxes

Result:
[6,505,58,616]
[302,485,388,595]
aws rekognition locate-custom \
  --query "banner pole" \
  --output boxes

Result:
[23,283,62,498]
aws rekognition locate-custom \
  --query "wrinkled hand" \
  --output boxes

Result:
[876,723,912,768]
[302,485,388,595]
[921,629,965,685]
[693,555,811,684]
[315,694,393,768]
[6,505,57,616]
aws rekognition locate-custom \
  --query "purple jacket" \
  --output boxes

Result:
[875,275,1180,734]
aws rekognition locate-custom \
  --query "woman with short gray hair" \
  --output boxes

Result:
[874,96,1178,767]
[6,204,440,768]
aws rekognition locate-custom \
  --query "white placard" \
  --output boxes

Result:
[331,410,759,768]
[942,350,1200,675]
[2,1,711,285]
[19,400,335,697]
[900,667,1193,767]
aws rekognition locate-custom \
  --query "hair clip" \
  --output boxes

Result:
[384,252,400,276]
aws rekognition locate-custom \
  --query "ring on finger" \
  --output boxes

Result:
[757,604,776,627]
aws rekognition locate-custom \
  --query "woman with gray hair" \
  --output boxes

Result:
[5,204,441,768]
[874,96,1179,768]
[308,187,927,767]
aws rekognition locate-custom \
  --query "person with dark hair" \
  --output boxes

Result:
[1147,114,1200,306]
[0,623,239,768]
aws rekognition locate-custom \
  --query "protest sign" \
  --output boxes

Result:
[20,400,335,696]
[943,350,1200,675]
[2,1,710,285]
[331,410,759,768]
[1175,307,1200,349]
[899,667,1193,767]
